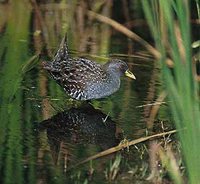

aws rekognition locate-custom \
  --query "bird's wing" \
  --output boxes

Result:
[58,58,105,100]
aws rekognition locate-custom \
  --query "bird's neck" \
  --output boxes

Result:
[104,69,121,92]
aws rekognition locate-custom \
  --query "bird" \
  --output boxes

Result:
[42,36,136,100]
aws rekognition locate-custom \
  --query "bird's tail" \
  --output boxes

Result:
[53,34,69,63]
[42,34,69,73]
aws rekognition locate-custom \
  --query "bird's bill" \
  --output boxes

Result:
[125,70,136,80]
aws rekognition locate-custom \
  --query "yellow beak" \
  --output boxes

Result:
[125,70,136,80]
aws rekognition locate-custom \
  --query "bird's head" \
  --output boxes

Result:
[105,59,136,80]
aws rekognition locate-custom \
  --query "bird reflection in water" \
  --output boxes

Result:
[39,104,121,165]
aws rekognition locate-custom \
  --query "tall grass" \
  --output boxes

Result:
[142,0,200,183]
[0,1,31,184]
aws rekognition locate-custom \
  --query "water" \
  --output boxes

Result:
[0,1,168,183]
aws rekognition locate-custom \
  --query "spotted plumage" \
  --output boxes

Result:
[42,36,136,100]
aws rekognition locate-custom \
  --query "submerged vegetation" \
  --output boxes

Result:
[0,0,199,183]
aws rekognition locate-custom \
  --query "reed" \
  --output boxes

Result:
[0,1,31,184]
[142,0,200,183]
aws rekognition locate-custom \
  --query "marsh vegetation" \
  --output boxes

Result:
[0,0,199,183]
